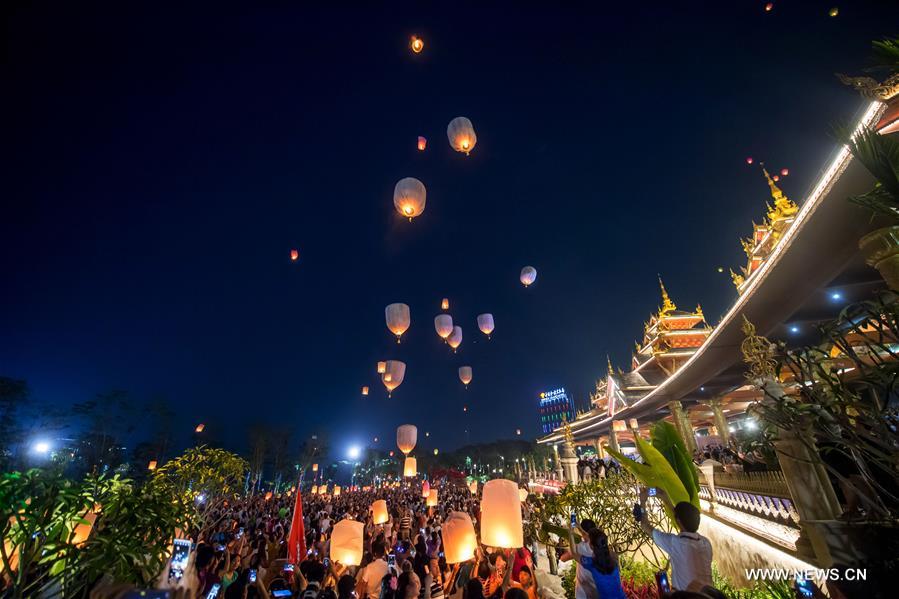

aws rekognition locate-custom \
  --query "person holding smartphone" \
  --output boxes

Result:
[558,517,597,599]
[565,522,625,599]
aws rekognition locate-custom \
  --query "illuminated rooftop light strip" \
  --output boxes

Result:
[539,100,884,444]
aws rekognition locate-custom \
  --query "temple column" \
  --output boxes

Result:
[608,428,620,453]
[560,440,579,484]
[668,400,697,453]
[594,437,605,459]
[708,398,730,446]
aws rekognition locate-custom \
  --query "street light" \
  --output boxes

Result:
[348,446,361,460]
[32,440,51,455]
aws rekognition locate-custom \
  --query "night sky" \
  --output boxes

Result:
[3,1,898,456]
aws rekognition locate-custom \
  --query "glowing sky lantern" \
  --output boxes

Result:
[362,386,369,396]
[516,429,521,436]
[443,511,477,563]
[397,424,418,454]
[331,519,364,565]
[71,510,98,546]
[265,491,273,500]
[477,313,495,338]
[458,366,473,387]
[433,448,439,455]
[410,35,424,54]
[481,479,524,548]
[773,175,780,182]
[333,485,341,496]
[447,326,463,351]
[447,116,477,155]
[385,303,411,343]
[441,298,449,310]
[195,423,205,433]
[764,2,773,12]
[148,460,157,470]
[829,7,839,17]
[780,168,789,176]
[372,499,389,524]
[290,249,299,262]
[468,480,478,495]
[418,136,427,151]
[381,360,407,396]
[404,456,418,477]
[312,485,318,494]
[377,361,387,374]
[422,480,431,498]
[313,463,319,472]
[435,314,453,340]
[520,266,537,287]
[394,177,427,220]
[427,489,438,507]
[746,157,754,165]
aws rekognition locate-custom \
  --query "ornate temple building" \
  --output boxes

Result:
[589,278,713,417]
[730,167,799,293]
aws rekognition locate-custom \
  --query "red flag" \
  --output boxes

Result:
[287,485,306,564]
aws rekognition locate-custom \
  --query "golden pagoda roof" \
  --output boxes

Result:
[762,167,798,223]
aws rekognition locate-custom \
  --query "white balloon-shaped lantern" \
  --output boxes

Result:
[447,117,477,155]
[434,314,453,340]
[520,266,537,287]
[477,313,495,338]
[381,361,407,396]
[447,326,463,351]
[458,366,473,387]
[394,177,427,220]
[480,479,524,548]
[442,511,478,563]
[385,303,411,343]
[331,519,364,565]
[397,424,418,455]
[372,499,389,525]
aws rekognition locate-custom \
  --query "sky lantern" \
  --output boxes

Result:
[447,117,477,155]
[746,157,753,165]
[404,456,418,477]
[381,360,407,396]
[441,298,449,310]
[481,479,524,548]
[463,405,468,412]
[442,511,477,563]
[417,136,427,151]
[477,313,495,338]
[422,480,431,498]
[434,314,453,340]
[773,175,780,182]
[385,303,411,343]
[780,168,789,176]
[394,177,427,220]
[265,491,273,500]
[195,423,205,433]
[459,366,473,387]
[764,2,773,12]
[433,448,439,455]
[516,429,521,436]
[427,489,438,507]
[148,460,157,471]
[447,326,463,351]
[312,485,318,494]
[290,249,299,262]
[520,266,537,287]
[389,450,395,457]
[425,431,430,437]
[372,499,389,524]
[362,386,369,396]
[331,519,364,565]
[397,424,418,454]
[468,480,478,495]
[71,510,98,546]
[410,35,424,53]
[829,7,839,17]
[377,361,387,374]
[333,485,341,496]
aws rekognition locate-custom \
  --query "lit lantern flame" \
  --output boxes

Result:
[384,373,392,382]
[447,326,463,351]
[331,519,364,565]
[385,303,411,343]
[458,366,473,387]
[410,36,424,54]
[404,456,417,477]
[746,157,754,165]
[393,177,426,220]
[195,423,205,433]
[372,499,389,524]
[447,117,477,155]
[441,298,449,310]
[434,314,453,340]
[397,424,418,455]
[390,450,395,457]
[480,479,524,548]
[780,168,789,176]
[377,361,387,374]
[520,266,537,287]
[516,429,521,436]
[773,175,780,182]
[443,511,477,563]
[829,7,838,17]
[265,491,273,500]
[148,460,157,471]
[313,463,319,472]
[764,2,773,12]
[362,386,369,396]
[418,136,427,151]
[427,489,438,507]
[477,313,495,338]
[290,249,299,261]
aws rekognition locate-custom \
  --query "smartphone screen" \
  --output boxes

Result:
[323,557,331,568]
[284,563,295,572]
[795,576,814,598]
[570,512,577,527]
[656,571,671,595]
[387,553,396,568]
[648,487,658,497]
[168,539,191,582]
[249,569,258,583]
[272,591,293,598]
[206,583,221,599]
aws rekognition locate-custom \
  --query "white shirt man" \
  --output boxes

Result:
[357,556,389,599]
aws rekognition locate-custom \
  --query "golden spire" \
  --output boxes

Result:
[606,355,614,375]
[658,275,677,314]
[695,303,704,320]
[730,268,745,289]
[761,166,798,221]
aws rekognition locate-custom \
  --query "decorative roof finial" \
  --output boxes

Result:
[658,275,677,314]
[760,164,798,221]
[606,354,614,375]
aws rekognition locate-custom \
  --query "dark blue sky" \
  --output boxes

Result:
[3,1,897,456]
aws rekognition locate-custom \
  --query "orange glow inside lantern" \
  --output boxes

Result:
[290,249,299,261]
[331,519,364,565]
[384,373,393,382]
[427,489,438,507]
[411,36,423,53]
[765,2,773,11]
[72,511,98,546]
[312,463,319,472]
[480,479,524,548]
[312,485,318,494]
[333,486,341,496]
[404,456,417,477]
[372,499,389,524]
[422,480,430,498]
[362,386,369,396]
[377,361,387,374]
[780,168,789,176]
[195,423,205,433]
[441,298,449,310]
[468,480,477,494]
[265,491,273,500]
[148,460,157,471]
[418,136,427,151]
[390,450,395,457]
[433,448,439,455]
[442,511,477,563]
